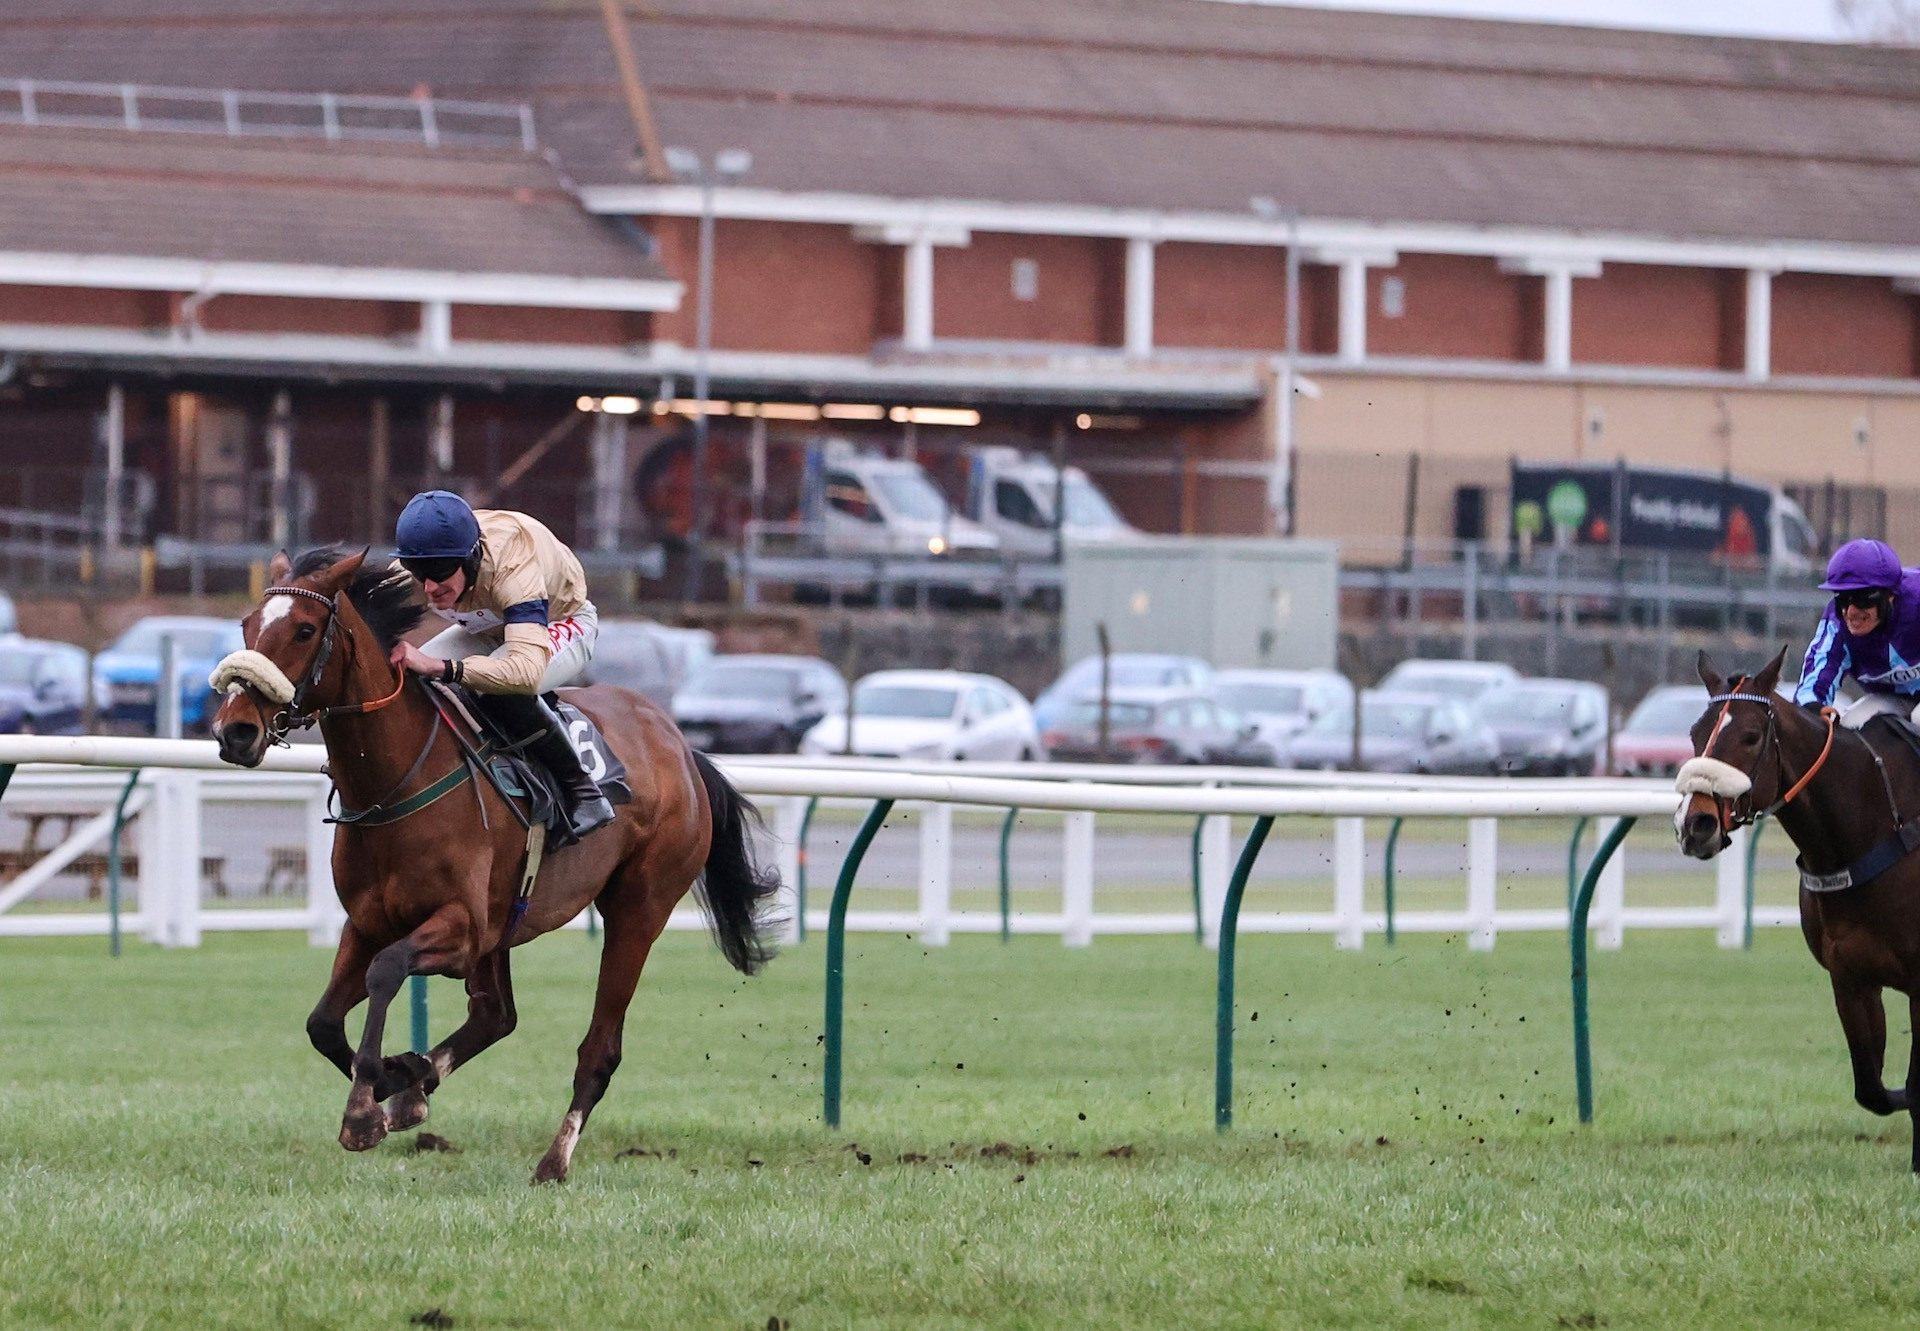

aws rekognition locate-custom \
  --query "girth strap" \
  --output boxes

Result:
[1800,821,1920,894]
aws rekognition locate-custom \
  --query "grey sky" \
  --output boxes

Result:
[1209,0,1848,41]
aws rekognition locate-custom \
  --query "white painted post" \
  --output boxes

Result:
[1543,268,1574,372]
[1198,814,1231,948]
[772,796,804,944]
[918,801,953,947]
[1744,268,1772,382]
[305,782,342,946]
[136,774,166,944]
[420,299,452,355]
[152,769,202,948]
[1062,809,1094,947]
[1338,256,1368,363]
[1124,235,1155,359]
[1595,816,1626,950]
[1334,816,1366,949]
[903,238,935,351]
[1716,825,1748,948]
[1466,817,1497,951]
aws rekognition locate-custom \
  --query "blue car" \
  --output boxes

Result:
[92,616,244,734]
[0,638,91,735]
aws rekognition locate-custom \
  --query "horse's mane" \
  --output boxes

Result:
[289,546,428,652]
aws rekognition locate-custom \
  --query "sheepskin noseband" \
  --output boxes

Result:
[209,649,296,706]
[1674,756,1751,799]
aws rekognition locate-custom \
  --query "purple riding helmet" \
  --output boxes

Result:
[1820,538,1903,593]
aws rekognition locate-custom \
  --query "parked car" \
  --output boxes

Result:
[1041,687,1273,765]
[670,654,847,754]
[1475,678,1610,776]
[1279,690,1500,775]
[0,638,90,735]
[92,615,244,734]
[1613,684,1708,777]
[800,669,1041,761]
[1032,653,1215,731]
[1213,668,1354,753]
[1375,658,1521,705]
[584,619,715,707]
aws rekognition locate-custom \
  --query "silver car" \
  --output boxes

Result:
[1279,690,1500,775]
[1476,679,1610,777]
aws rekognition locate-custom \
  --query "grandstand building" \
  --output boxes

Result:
[0,0,1916,563]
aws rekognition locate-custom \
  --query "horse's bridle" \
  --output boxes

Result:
[1697,685,1840,835]
[251,585,407,745]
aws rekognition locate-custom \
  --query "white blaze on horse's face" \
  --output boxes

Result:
[259,594,294,633]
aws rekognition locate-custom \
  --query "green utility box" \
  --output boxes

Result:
[1061,538,1339,670]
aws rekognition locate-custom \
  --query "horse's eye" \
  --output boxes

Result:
[295,623,317,642]
[1740,730,1761,746]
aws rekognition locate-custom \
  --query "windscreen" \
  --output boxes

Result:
[854,685,959,719]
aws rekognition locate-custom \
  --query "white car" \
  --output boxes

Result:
[1375,658,1520,705]
[801,669,1042,761]
[1213,668,1354,753]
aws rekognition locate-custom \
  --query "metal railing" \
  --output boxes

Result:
[0,77,537,150]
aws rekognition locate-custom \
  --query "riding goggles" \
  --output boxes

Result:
[399,555,465,584]
[1833,588,1892,613]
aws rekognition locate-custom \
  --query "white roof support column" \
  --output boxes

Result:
[1745,268,1774,382]
[1500,257,1601,373]
[1337,257,1368,364]
[1124,235,1156,359]
[419,299,452,355]
[903,237,935,351]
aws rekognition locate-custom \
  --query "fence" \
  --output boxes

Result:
[0,737,1714,1131]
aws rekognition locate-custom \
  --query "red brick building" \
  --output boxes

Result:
[2,0,1919,564]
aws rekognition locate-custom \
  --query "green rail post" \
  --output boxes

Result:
[794,796,819,943]
[1214,814,1276,1132]
[107,769,139,959]
[1568,815,1637,1124]
[1742,816,1765,950]
[997,806,1019,943]
[1565,815,1590,913]
[1189,816,1207,944]
[822,798,894,1129]
[586,903,599,940]
[409,976,430,1055]
[0,762,15,804]
[1383,817,1404,946]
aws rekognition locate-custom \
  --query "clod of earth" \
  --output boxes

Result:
[412,1134,458,1154]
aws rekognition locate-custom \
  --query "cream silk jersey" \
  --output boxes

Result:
[436,509,588,694]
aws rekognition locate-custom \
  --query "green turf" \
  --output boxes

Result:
[2,926,1915,1330]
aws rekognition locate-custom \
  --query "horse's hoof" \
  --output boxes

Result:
[531,1155,570,1185]
[385,1087,431,1132]
[339,1111,389,1153]
[374,1051,436,1102]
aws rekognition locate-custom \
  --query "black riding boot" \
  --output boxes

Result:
[480,693,615,842]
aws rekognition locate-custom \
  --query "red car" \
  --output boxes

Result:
[1612,684,1707,777]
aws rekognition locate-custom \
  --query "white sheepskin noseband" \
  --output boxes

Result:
[209,649,296,706]
[1674,756,1751,799]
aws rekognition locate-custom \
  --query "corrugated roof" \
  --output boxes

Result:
[0,0,1917,247]
[0,123,669,280]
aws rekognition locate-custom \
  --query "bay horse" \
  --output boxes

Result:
[208,547,780,1183]
[1676,647,1920,1171]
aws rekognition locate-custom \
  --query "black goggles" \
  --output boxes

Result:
[399,556,464,584]
[1834,588,1890,612]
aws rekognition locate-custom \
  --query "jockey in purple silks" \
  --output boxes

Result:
[1795,538,1920,720]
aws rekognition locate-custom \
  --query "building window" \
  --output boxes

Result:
[1380,275,1406,319]
[1011,258,1039,302]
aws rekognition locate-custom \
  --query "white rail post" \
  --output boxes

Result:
[136,772,165,944]
[1062,809,1095,947]
[1595,817,1626,950]
[305,781,341,946]
[918,801,953,946]
[1198,814,1231,948]
[151,769,202,947]
[1467,817,1498,951]
[772,796,805,944]
[1334,816,1366,949]
[1716,825,1748,948]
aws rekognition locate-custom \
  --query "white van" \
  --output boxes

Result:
[802,439,999,560]
[962,446,1136,558]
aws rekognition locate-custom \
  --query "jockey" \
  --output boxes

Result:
[389,489,614,841]
[1794,537,1920,718]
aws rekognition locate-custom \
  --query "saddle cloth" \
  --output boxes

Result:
[435,687,632,849]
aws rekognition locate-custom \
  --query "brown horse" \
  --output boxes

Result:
[208,546,779,1183]
[1677,647,1920,1171]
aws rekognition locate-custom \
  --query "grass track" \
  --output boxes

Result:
[3,927,1918,1329]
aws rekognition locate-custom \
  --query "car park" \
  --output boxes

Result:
[1213,668,1354,753]
[1041,687,1272,765]
[1613,684,1709,777]
[801,669,1040,761]
[1279,690,1499,775]
[670,654,846,754]
[1476,678,1610,776]
[1374,658,1521,705]
[584,619,715,707]
[1031,653,1215,731]
[0,638,90,734]
[92,615,243,734]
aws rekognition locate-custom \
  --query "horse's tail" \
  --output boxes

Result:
[690,750,782,975]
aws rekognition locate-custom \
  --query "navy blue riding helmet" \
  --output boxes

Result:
[395,489,481,584]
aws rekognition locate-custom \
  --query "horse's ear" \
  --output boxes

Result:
[320,547,367,591]
[1697,651,1726,695]
[1751,644,1790,698]
[267,549,292,587]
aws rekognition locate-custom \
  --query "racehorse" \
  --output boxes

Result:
[208,546,780,1183]
[1677,647,1920,1171]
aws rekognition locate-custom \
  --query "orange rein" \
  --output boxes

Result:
[312,666,409,719]
[1702,687,1838,835]
[1774,704,1840,811]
